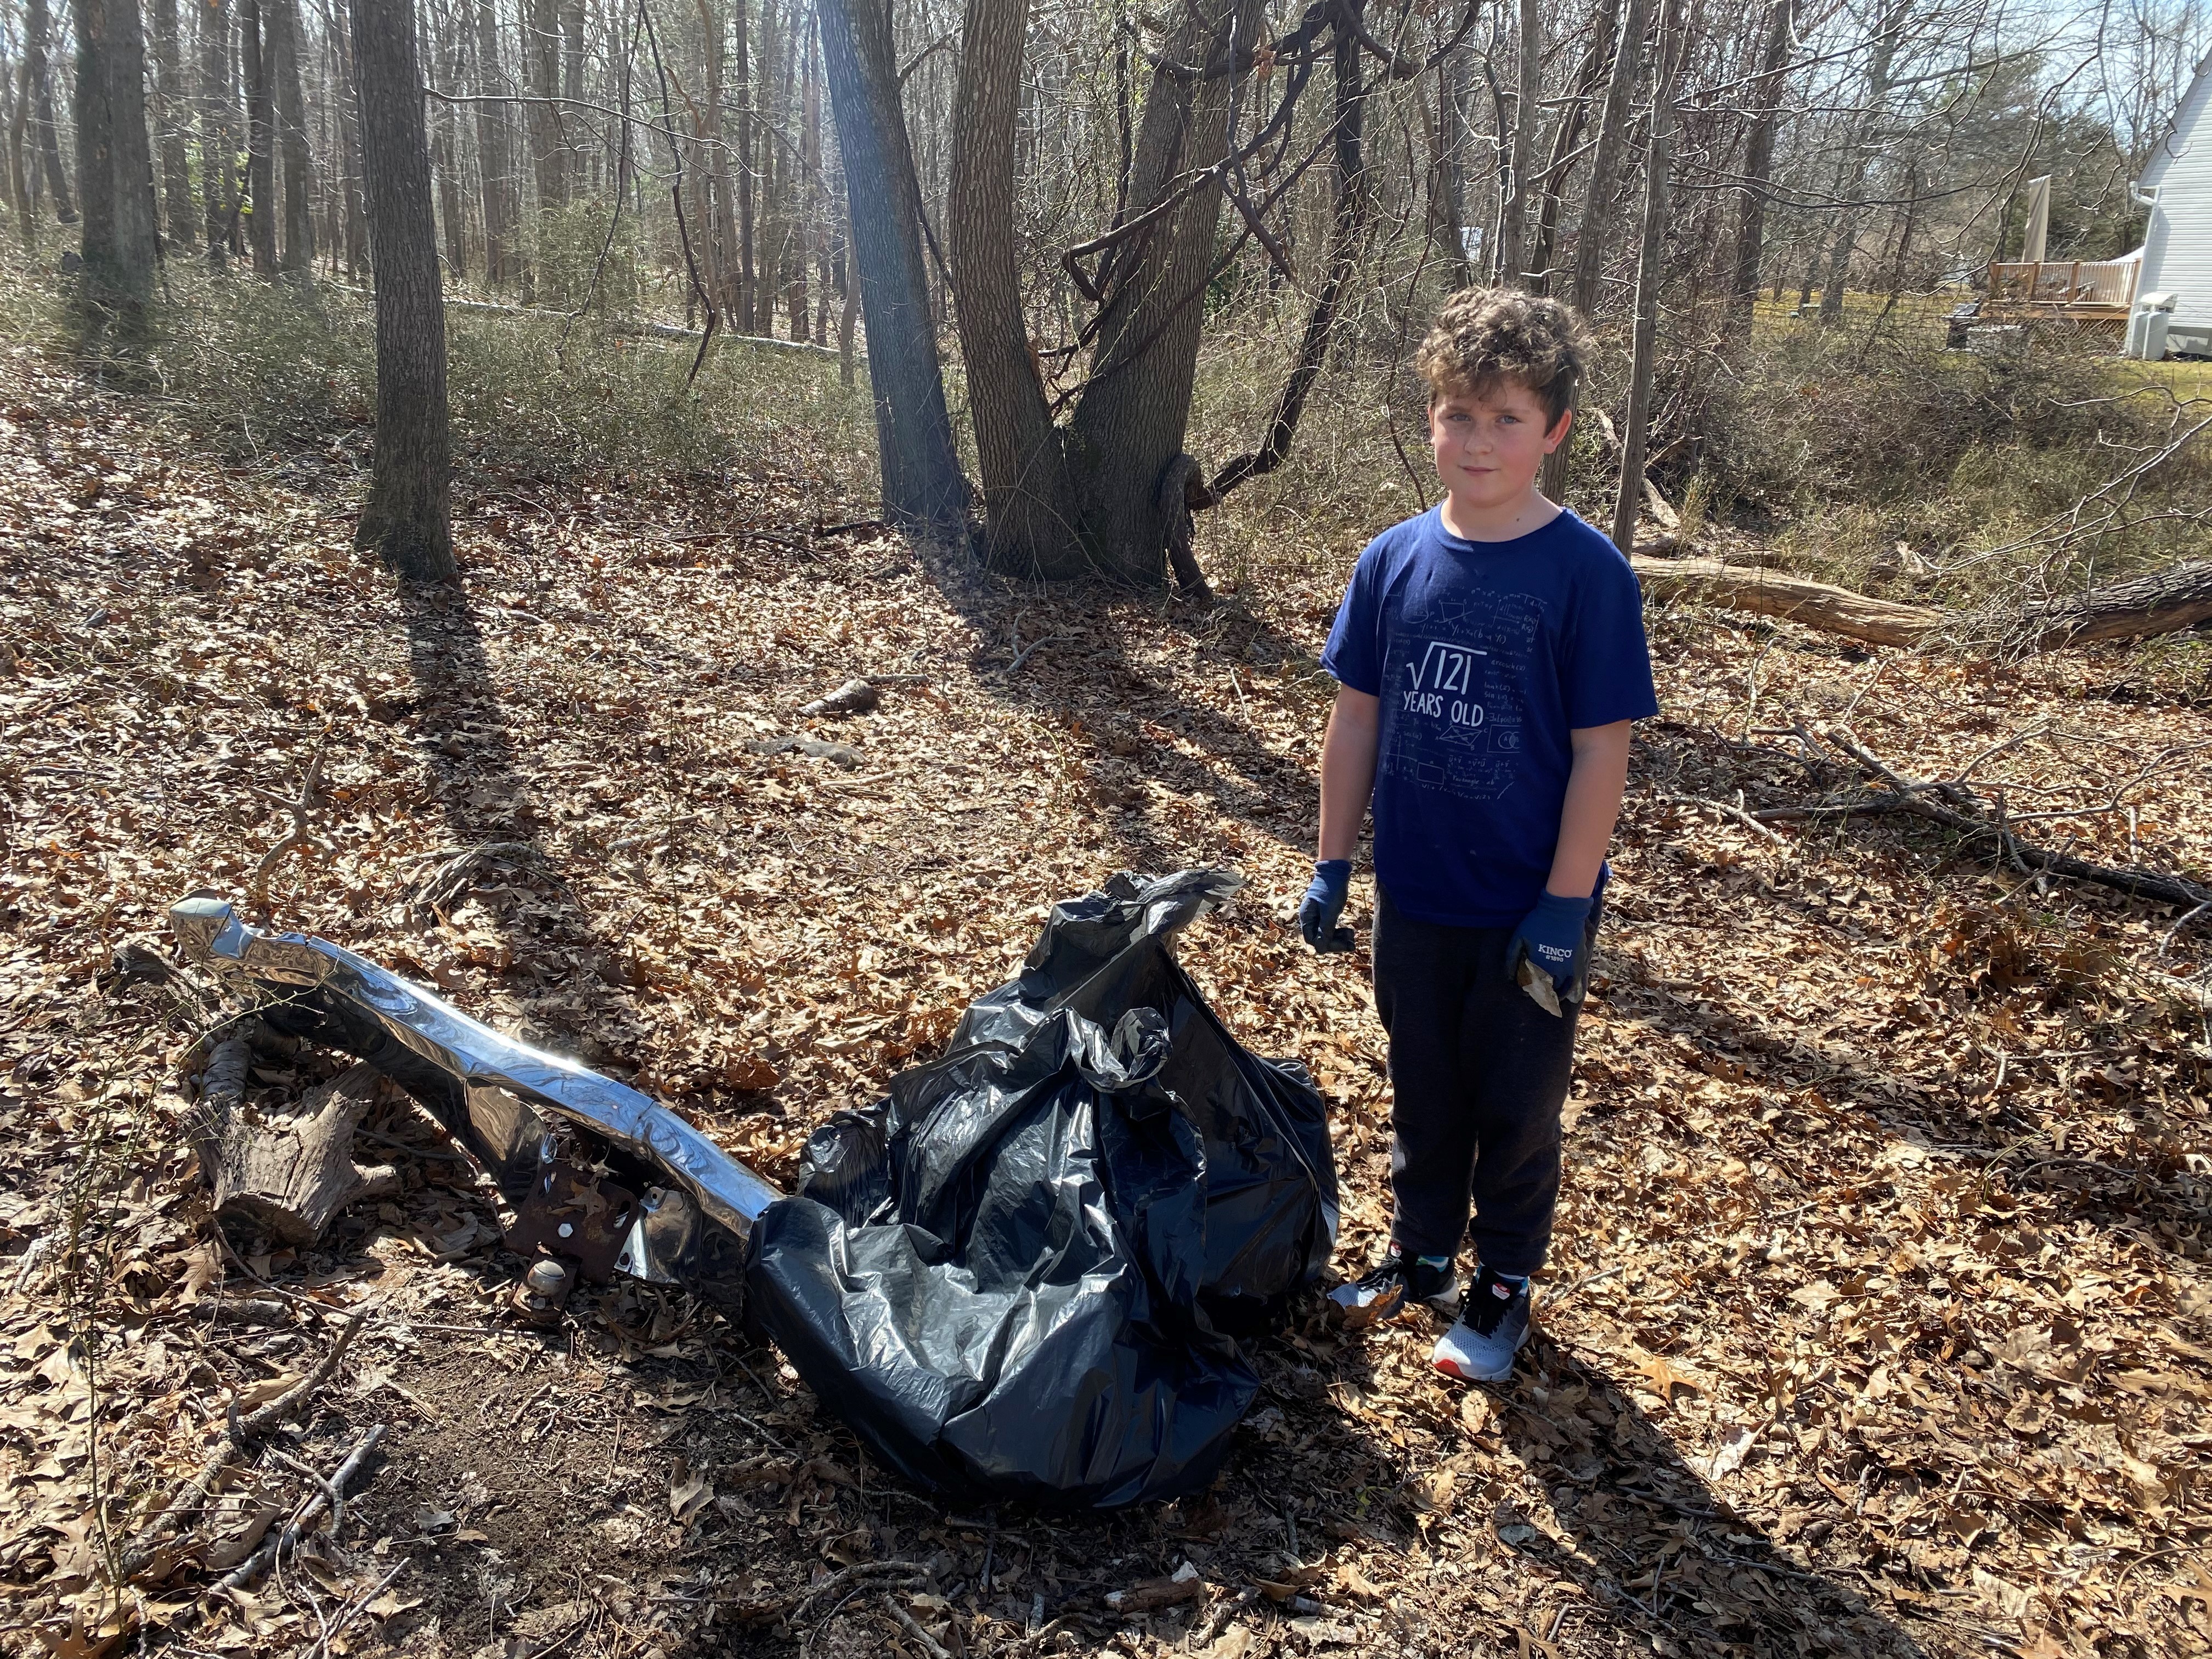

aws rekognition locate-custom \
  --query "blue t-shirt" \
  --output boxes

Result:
[1321,505,1658,927]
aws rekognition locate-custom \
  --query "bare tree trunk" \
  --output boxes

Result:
[27,0,75,224]
[1818,0,1898,326]
[1726,0,1790,337]
[272,0,311,271]
[1543,0,1644,501]
[352,0,454,579]
[753,0,780,335]
[475,0,518,286]
[152,0,195,246]
[524,0,563,214]
[332,7,368,276]
[1528,0,1612,294]
[200,0,236,263]
[1569,0,1645,320]
[1064,0,1265,582]
[1436,38,1475,287]
[1496,0,1539,287]
[701,0,735,324]
[559,0,584,188]
[10,35,38,244]
[817,0,966,534]
[950,0,1080,571]
[241,0,275,272]
[1609,0,1677,555]
[733,0,756,326]
[73,0,159,319]
[429,2,467,278]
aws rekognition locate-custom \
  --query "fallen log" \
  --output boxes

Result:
[1630,557,1941,648]
[2019,561,2212,650]
[1633,556,2212,654]
[196,1061,399,1246]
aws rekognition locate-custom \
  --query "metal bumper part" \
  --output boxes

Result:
[170,896,777,1311]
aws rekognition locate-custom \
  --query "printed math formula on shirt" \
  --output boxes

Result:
[1402,640,1488,726]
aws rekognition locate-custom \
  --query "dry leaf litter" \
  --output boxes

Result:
[1,342,2208,1659]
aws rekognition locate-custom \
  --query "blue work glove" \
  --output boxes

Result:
[1298,859,1355,953]
[1508,891,1592,998]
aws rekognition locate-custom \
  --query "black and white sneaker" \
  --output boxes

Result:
[1325,1249,1462,1328]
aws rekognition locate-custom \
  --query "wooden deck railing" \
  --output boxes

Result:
[1985,259,2141,311]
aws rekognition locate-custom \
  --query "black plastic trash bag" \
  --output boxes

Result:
[745,869,1338,1508]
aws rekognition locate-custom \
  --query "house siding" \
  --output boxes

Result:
[2143,54,2212,327]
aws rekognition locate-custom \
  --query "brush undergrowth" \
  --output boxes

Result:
[0,259,878,506]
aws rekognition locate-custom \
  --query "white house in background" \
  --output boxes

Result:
[2137,51,2212,349]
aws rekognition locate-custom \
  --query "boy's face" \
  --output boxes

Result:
[1428,380,1571,518]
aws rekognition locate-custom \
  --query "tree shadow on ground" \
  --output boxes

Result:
[392,579,654,1068]
[1462,1328,1938,1658]
[912,546,1334,876]
[1609,713,2206,1273]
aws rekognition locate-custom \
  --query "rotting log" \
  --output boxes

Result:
[2021,561,2212,650]
[196,1061,399,1246]
[1633,557,2212,654]
[1631,557,1940,648]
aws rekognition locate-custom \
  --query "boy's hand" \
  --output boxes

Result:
[1299,860,1356,953]
[1508,891,1591,997]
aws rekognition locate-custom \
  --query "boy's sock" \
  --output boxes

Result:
[1416,1254,1453,1275]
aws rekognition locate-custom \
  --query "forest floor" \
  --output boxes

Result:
[2,332,2210,1659]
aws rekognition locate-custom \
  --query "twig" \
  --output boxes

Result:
[2159,900,2211,957]
[1657,791,1787,846]
[984,629,1070,680]
[249,744,329,911]
[220,1423,387,1591]
[787,1560,933,1624]
[319,1558,411,1659]
[888,1599,955,1659]
[1190,1585,1258,1646]
[1820,727,2212,911]
[118,1306,371,1578]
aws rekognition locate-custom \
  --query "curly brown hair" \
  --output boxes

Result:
[1415,287,1593,428]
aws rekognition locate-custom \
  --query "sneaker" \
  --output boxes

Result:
[1326,1249,1461,1328]
[1431,1268,1533,1382]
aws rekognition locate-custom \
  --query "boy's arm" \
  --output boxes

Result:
[1300,687,1379,951]
[1545,720,1634,898]
[1318,687,1381,861]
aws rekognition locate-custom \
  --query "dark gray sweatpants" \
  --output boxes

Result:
[1372,884,1599,1278]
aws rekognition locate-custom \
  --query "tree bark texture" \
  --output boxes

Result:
[949,0,1080,572]
[1497,0,1540,286]
[526,0,566,211]
[26,0,76,225]
[1609,0,1676,555]
[72,0,159,315]
[241,0,276,273]
[196,1062,400,1246]
[1726,0,1791,337]
[1570,0,1646,321]
[9,42,37,244]
[351,0,455,580]
[272,0,312,270]
[819,0,967,536]
[475,0,521,286]
[200,0,239,262]
[1528,0,1611,296]
[1434,40,1475,287]
[152,0,196,246]
[1063,0,1266,583]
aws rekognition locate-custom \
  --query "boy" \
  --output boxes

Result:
[1299,287,1657,1383]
